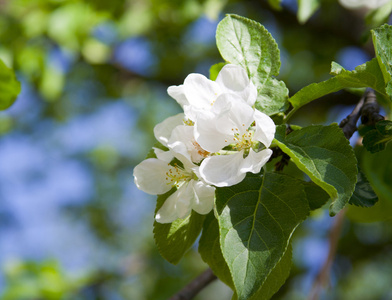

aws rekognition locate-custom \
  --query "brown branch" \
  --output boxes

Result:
[339,88,384,139]
[339,92,365,139]
[308,209,347,300]
[170,268,217,300]
[360,89,384,126]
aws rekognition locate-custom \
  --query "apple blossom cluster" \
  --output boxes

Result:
[133,64,276,223]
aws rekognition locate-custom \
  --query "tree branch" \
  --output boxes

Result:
[339,92,365,139]
[170,268,217,300]
[339,88,384,139]
[308,209,347,300]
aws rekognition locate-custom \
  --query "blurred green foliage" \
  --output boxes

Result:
[1,0,392,299]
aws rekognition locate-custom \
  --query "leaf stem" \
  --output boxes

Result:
[284,107,298,123]
[170,268,217,300]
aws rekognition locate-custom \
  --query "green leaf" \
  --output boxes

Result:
[216,14,289,116]
[248,244,292,300]
[303,181,330,210]
[297,0,321,24]
[347,142,392,222]
[198,212,234,289]
[349,167,378,208]
[200,212,292,300]
[289,59,386,110]
[372,24,392,99]
[330,59,386,95]
[209,62,226,81]
[274,124,358,216]
[0,59,21,111]
[216,172,309,300]
[362,120,392,153]
[153,189,206,264]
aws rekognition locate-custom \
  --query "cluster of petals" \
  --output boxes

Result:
[133,64,276,223]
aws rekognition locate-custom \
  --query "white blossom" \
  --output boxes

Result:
[195,94,275,187]
[133,154,215,223]
[134,63,277,223]
[153,113,209,164]
[168,64,257,121]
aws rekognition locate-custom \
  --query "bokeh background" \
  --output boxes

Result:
[1,0,392,299]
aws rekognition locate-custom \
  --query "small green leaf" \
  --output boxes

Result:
[362,120,392,153]
[198,212,234,289]
[289,59,386,110]
[372,24,392,99]
[153,189,206,264]
[349,167,378,208]
[331,59,386,95]
[216,14,289,116]
[297,0,321,24]
[0,59,21,110]
[274,124,358,216]
[209,62,226,81]
[217,172,309,300]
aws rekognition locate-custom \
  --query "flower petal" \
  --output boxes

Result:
[154,113,184,146]
[215,64,257,106]
[191,180,215,215]
[168,125,209,163]
[199,151,246,187]
[155,189,183,223]
[194,110,232,153]
[153,148,173,163]
[155,182,193,223]
[184,73,221,108]
[168,85,188,108]
[133,158,172,195]
[253,110,276,147]
[240,148,272,174]
[214,94,254,132]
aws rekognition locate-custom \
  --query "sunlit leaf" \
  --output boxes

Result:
[248,244,292,300]
[372,24,392,99]
[274,124,358,216]
[216,172,309,300]
[216,14,289,116]
[289,59,386,110]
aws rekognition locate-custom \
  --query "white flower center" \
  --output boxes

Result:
[165,163,193,188]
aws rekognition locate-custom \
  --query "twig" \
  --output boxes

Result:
[339,92,365,139]
[360,89,384,126]
[170,268,217,300]
[308,209,347,300]
[339,88,384,139]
